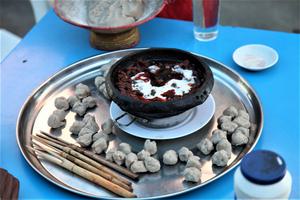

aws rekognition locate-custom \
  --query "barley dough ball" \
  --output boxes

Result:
[72,102,87,116]
[105,149,115,162]
[52,109,67,121]
[163,150,178,165]
[118,143,132,155]
[197,138,214,155]
[186,156,201,169]
[216,139,232,158]
[82,96,97,108]
[69,121,85,135]
[113,150,126,166]
[144,139,157,155]
[67,95,80,108]
[47,114,65,128]
[77,133,93,147]
[78,127,95,137]
[223,106,238,117]
[233,116,251,128]
[55,97,69,110]
[125,152,138,168]
[92,131,109,142]
[220,121,238,134]
[84,119,100,133]
[235,127,250,137]
[130,160,147,173]
[211,129,227,145]
[217,115,232,124]
[144,157,161,173]
[178,147,193,162]
[101,119,113,134]
[212,150,229,167]
[75,83,90,99]
[137,150,150,161]
[92,137,108,154]
[231,131,249,146]
[183,167,202,183]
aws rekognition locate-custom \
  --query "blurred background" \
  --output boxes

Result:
[1,0,299,60]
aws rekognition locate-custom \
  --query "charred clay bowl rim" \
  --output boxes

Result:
[106,48,214,119]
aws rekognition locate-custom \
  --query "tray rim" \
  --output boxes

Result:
[16,48,264,199]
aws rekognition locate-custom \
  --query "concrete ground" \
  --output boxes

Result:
[1,0,300,38]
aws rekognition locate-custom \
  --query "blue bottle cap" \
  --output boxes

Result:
[241,150,286,185]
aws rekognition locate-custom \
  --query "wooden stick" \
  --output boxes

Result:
[27,146,136,198]
[32,140,132,191]
[39,131,139,180]
[33,135,131,186]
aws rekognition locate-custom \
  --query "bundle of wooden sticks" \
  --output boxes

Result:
[26,131,138,198]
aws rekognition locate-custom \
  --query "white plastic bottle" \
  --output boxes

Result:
[234,150,292,199]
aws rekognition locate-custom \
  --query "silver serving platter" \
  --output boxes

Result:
[17,48,263,199]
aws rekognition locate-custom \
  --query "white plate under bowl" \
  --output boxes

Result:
[110,95,215,140]
[233,44,279,71]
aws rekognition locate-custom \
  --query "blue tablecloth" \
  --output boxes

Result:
[1,10,299,199]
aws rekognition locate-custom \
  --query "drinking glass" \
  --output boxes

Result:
[193,0,220,41]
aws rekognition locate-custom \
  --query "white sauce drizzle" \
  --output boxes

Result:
[148,65,160,73]
[131,65,196,100]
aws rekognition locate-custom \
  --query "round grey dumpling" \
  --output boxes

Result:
[238,109,250,120]
[144,157,161,173]
[137,150,150,161]
[231,131,249,146]
[235,127,250,137]
[75,83,90,99]
[233,116,251,128]
[212,150,229,167]
[125,152,138,168]
[92,137,108,154]
[220,121,238,134]
[98,84,109,99]
[183,167,201,183]
[82,96,97,108]
[118,143,132,155]
[130,160,147,173]
[216,139,232,158]
[52,109,67,121]
[217,115,232,124]
[77,133,93,147]
[197,138,214,155]
[144,139,157,155]
[78,127,95,137]
[223,106,238,117]
[211,129,227,145]
[186,156,201,169]
[47,114,65,128]
[105,149,115,162]
[92,131,109,142]
[55,97,69,110]
[101,119,113,134]
[163,150,178,165]
[67,95,80,108]
[69,120,85,135]
[112,150,126,166]
[95,76,106,88]
[178,147,193,162]
[84,119,100,133]
[72,102,87,116]
[83,114,95,123]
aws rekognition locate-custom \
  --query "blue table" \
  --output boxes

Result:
[1,10,299,199]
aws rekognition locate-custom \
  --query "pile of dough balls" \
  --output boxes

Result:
[48,83,97,129]
[105,139,160,174]
[69,114,113,151]
[195,106,251,167]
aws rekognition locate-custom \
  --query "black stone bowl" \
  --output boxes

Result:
[106,48,214,119]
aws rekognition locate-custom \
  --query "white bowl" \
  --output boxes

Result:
[233,44,279,71]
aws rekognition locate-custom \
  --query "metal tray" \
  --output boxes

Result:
[17,48,263,199]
